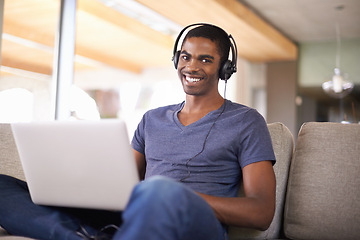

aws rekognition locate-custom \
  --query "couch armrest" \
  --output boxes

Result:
[0,124,25,181]
[229,122,294,239]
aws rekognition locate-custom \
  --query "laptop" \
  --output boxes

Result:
[11,120,139,211]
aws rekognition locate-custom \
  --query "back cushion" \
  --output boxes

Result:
[284,122,360,239]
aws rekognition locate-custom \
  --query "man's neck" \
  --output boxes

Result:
[178,94,224,126]
[183,94,224,113]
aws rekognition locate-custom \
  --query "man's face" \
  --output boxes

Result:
[177,37,222,97]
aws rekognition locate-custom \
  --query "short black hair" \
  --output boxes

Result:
[182,25,231,64]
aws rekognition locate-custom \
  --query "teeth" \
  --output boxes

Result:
[186,76,201,82]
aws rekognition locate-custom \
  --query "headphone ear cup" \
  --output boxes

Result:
[219,60,233,80]
[173,51,180,69]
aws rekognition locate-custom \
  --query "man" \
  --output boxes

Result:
[0,24,276,240]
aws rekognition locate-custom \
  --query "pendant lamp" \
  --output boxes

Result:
[322,6,354,99]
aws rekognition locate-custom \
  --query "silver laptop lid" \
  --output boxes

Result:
[11,120,139,211]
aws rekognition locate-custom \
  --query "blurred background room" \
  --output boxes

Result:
[0,0,359,138]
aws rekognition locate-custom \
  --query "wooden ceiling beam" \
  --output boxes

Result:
[1,57,52,76]
[75,45,143,73]
[1,40,53,75]
[2,0,298,78]
[77,0,174,48]
[214,0,297,61]
[75,7,172,73]
[2,0,58,47]
[1,40,95,75]
[2,0,173,74]
[135,0,297,62]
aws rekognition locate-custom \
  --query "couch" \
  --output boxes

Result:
[1,122,359,240]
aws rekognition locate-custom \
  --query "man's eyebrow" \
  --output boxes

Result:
[180,50,190,55]
[198,54,215,60]
[180,50,215,60]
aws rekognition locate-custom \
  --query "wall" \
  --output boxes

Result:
[234,58,267,118]
[299,39,360,87]
[297,39,360,124]
[267,61,298,137]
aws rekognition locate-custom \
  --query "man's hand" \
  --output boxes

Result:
[198,160,276,230]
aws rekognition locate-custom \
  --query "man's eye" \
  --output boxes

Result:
[181,55,189,61]
[202,58,212,63]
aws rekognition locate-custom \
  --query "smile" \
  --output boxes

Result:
[185,76,202,83]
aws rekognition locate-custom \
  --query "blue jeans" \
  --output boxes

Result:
[0,174,228,240]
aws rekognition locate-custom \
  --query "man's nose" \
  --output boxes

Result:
[186,59,200,72]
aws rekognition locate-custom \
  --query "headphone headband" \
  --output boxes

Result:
[172,23,237,81]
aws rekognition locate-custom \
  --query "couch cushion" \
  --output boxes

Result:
[229,122,294,239]
[0,237,36,240]
[284,122,360,240]
[0,124,25,181]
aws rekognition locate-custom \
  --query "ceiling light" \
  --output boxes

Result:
[322,5,354,99]
[97,0,181,37]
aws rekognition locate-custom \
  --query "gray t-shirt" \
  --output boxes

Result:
[132,100,275,197]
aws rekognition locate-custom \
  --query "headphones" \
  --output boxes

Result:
[172,23,237,81]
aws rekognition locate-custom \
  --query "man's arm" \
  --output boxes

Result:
[198,160,276,230]
[133,149,146,180]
